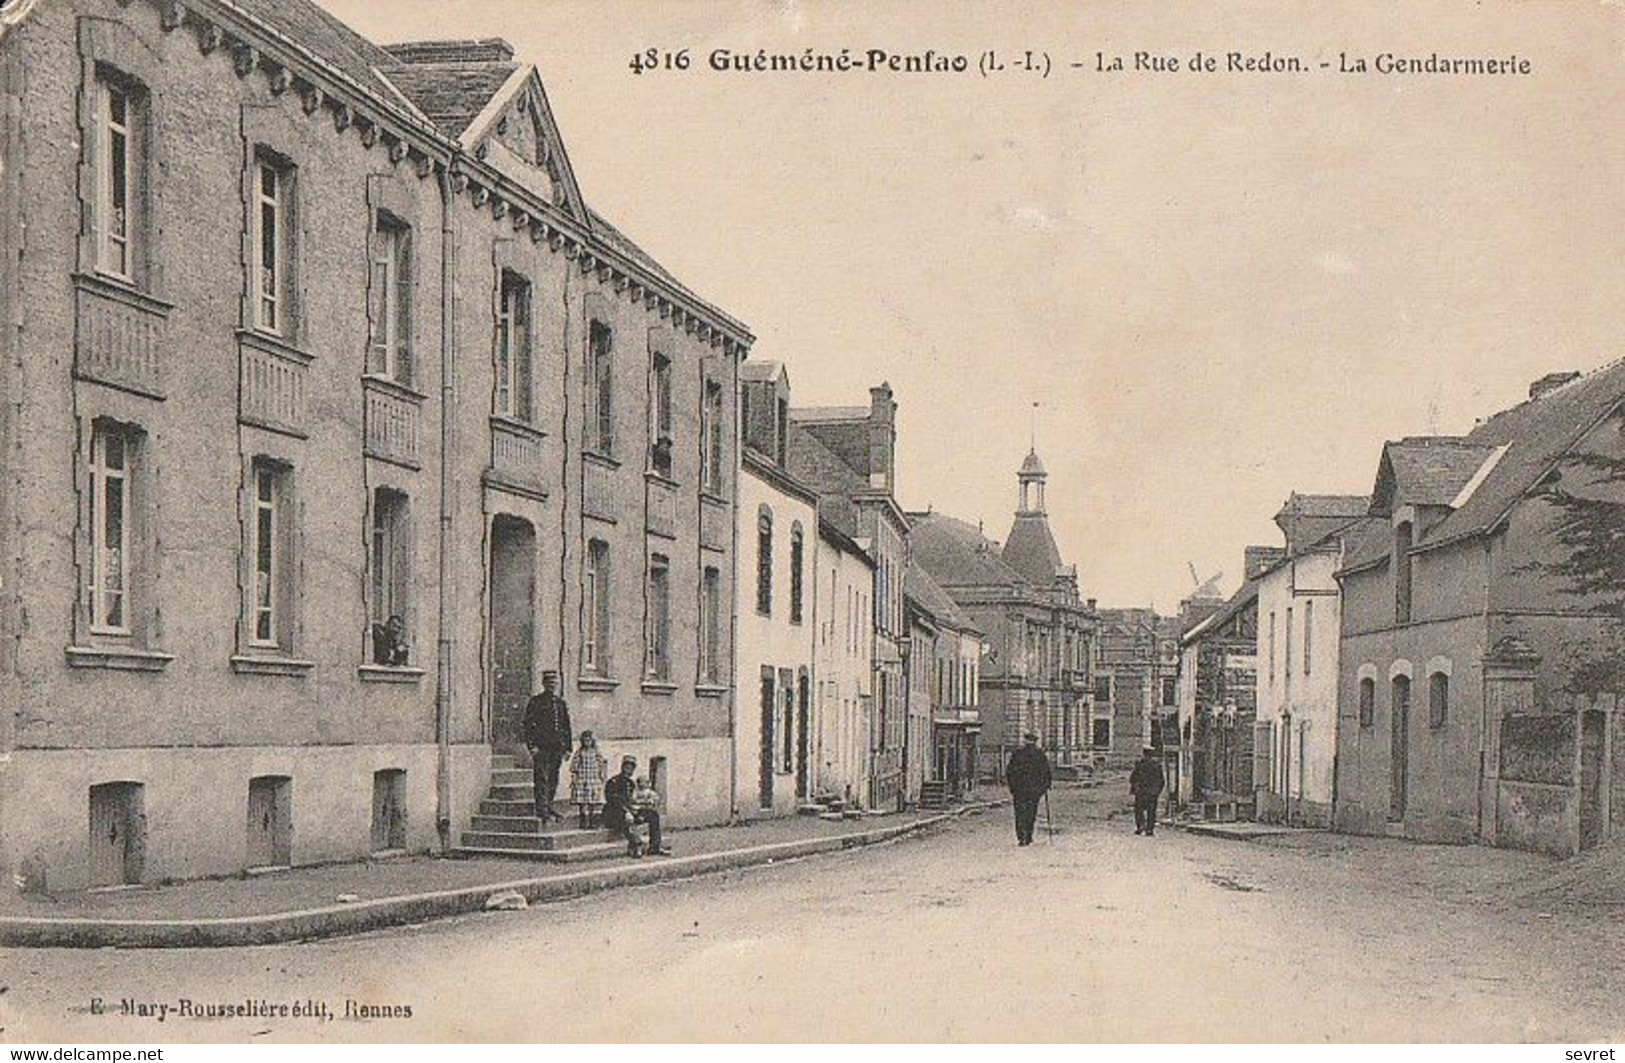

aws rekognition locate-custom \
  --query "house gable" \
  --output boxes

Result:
[464,69,586,222]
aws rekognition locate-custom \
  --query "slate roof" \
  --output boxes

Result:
[740,360,784,383]
[791,406,869,423]
[1275,493,1368,521]
[785,423,868,537]
[1019,449,1047,477]
[1342,358,1625,572]
[1424,357,1625,547]
[906,561,982,636]
[1001,513,1064,587]
[382,60,516,137]
[189,2,748,341]
[1374,437,1501,510]
[1181,578,1259,645]
[908,512,1032,593]
[225,0,408,104]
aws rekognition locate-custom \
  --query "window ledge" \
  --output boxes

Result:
[645,469,680,489]
[583,450,621,470]
[578,675,619,692]
[700,490,729,506]
[361,373,427,404]
[231,654,315,677]
[490,414,547,440]
[66,645,174,672]
[641,680,679,696]
[236,328,315,367]
[358,664,425,684]
[695,683,729,698]
[73,271,175,316]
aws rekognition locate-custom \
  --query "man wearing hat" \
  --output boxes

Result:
[603,755,670,856]
[523,670,571,823]
[1130,747,1166,836]
[1004,731,1052,846]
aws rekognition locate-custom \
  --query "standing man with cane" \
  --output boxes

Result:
[1005,731,1052,847]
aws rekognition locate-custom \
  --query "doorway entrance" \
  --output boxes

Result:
[758,668,775,810]
[247,775,292,869]
[1390,676,1411,822]
[489,515,537,752]
[88,782,144,888]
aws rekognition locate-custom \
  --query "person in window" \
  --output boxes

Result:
[568,730,608,830]
[603,756,670,857]
[522,671,572,823]
[1130,747,1166,836]
[371,614,409,666]
[1004,732,1052,847]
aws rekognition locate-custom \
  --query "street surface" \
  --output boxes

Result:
[4,784,1621,1043]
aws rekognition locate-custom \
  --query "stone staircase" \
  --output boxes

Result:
[918,780,950,810]
[455,754,627,863]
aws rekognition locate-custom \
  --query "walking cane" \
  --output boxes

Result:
[1043,791,1054,843]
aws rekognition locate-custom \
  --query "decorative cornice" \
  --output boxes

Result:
[86,0,753,350]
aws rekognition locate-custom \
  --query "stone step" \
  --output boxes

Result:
[490,768,532,786]
[454,840,629,864]
[470,814,544,834]
[490,754,521,770]
[479,798,542,817]
[464,825,615,850]
[487,783,536,801]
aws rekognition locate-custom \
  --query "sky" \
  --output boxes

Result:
[325,0,1625,613]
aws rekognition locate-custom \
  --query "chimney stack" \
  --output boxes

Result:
[868,382,896,493]
[1529,371,1581,399]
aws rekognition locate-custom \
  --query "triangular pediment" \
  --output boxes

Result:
[465,68,587,223]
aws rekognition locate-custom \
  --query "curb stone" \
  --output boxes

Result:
[0,804,992,949]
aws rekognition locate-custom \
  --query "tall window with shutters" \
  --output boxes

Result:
[584,539,610,675]
[94,74,145,282]
[756,506,773,616]
[701,380,724,493]
[251,153,295,336]
[588,320,614,455]
[645,554,671,681]
[495,272,533,421]
[368,215,412,384]
[649,353,673,478]
[89,424,136,634]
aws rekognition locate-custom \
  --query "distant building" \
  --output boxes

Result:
[1334,363,1625,855]
[909,449,1095,775]
[905,561,984,802]
[735,362,818,817]
[813,518,875,807]
[1093,608,1181,768]
[1174,547,1280,807]
[788,384,910,809]
[1252,494,1371,827]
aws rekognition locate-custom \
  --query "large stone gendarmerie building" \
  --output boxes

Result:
[0,0,750,890]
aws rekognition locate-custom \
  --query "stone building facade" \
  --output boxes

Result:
[1092,608,1181,769]
[788,385,910,808]
[1335,365,1625,855]
[909,450,1095,776]
[735,362,817,817]
[0,0,749,890]
[813,517,874,808]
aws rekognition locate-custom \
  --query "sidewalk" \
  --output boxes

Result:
[1176,819,1316,842]
[0,803,995,949]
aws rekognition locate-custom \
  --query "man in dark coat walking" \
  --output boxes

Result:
[523,670,571,823]
[1005,732,1052,846]
[1130,747,1166,836]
